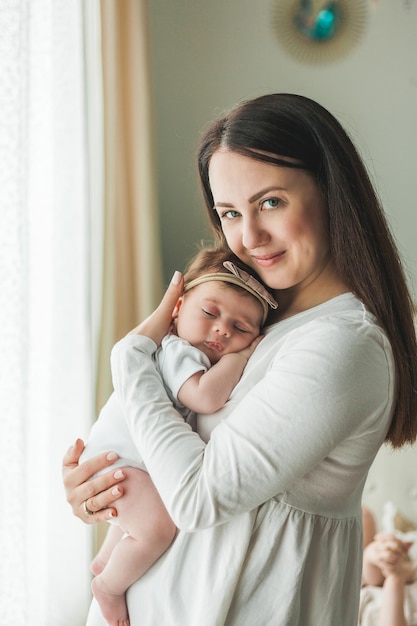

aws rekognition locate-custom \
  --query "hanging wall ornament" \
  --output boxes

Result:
[272,0,369,64]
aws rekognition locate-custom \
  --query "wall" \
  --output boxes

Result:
[147,0,417,301]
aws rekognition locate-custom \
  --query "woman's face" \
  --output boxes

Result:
[208,150,338,308]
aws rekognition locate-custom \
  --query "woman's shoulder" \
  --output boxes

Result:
[266,293,382,336]
[259,295,395,412]
[264,293,393,364]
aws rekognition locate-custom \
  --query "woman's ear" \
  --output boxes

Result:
[172,297,183,319]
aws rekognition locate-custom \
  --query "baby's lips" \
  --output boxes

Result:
[206,341,224,352]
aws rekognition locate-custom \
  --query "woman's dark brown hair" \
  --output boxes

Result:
[197,93,417,448]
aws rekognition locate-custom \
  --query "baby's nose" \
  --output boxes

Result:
[214,320,231,337]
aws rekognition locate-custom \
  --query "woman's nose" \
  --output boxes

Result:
[241,216,268,250]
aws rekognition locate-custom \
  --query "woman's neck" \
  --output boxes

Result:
[268,265,349,323]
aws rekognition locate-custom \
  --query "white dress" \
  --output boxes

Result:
[86,294,395,626]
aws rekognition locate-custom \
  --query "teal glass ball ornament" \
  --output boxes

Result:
[295,2,342,41]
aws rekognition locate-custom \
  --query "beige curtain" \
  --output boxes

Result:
[97,0,163,411]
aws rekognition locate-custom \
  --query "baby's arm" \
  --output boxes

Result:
[178,335,262,414]
[378,574,408,626]
[377,542,414,626]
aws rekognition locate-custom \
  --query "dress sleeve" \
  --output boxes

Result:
[111,321,393,531]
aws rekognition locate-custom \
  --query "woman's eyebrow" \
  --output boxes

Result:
[214,187,286,209]
[248,187,286,203]
[214,201,234,209]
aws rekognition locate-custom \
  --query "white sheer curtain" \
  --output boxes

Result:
[0,1,101,623]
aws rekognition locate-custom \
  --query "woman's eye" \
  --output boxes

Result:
[262,197,281,210]
[219,209,240,220]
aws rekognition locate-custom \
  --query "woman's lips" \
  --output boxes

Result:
[253,251,285,268]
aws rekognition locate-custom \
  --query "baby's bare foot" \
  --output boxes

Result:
[92,576,130,626]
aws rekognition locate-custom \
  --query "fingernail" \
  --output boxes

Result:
[107,452,118,461]
[114,470,124,479]
[112,487,121,496]
[171,271,181,285]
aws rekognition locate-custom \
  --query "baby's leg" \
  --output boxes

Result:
[92,467,177,626]
[91,525,125,575]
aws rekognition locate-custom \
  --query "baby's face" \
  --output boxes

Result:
[174,281,262,364]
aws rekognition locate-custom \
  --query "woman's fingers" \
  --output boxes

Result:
[240,335,264,361]
[63,445,117,491]
[62,439,87,491]
[81,470,126,523]
[62,443,126,522]
[63,437,84,468]
[129,271,184,346]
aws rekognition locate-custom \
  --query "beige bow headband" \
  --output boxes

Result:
[184,261,278,324]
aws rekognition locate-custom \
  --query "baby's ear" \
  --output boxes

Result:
[172,297,183,319]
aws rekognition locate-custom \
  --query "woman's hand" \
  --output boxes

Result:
[62,439,126,524]
[128,271,184,346]
[237,335,264,362]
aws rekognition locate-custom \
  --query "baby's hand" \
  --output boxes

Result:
[378,537,415,583]
[238,335,264,363]
[375,533,408,562]
[381,557,415,583]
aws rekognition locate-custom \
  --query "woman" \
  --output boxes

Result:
[63,94,417,625]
